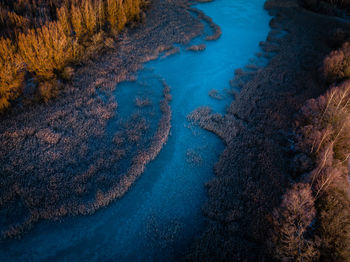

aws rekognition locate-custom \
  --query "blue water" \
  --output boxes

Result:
[0,0,269,261]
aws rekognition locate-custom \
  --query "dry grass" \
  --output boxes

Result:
[0,79,173,239]
[188,8,221,41]
[0,0,204,240]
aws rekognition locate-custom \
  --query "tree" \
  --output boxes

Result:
[269,183,319,262]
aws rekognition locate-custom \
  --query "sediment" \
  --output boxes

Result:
[186,0,350,260]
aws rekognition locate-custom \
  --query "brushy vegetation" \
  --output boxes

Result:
[0,38,24,110]
[303,0,350,7]
[302,0,350,16]
[266,5,350,260]
[324,42,350,82]
[186,0,349,261]
[0,79,172,239]
[0,0,149,112]
[269,183,318,261]
[0,0,204,240]
[269,80,350,261]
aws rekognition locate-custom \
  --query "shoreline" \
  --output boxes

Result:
[2,0,346,260]
[0,0,214,239]
[187,0,350,260]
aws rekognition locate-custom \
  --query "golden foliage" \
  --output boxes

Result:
[57,5,71,36]
[71,3,87,39]
[83,0,98,36]
[18,22,74,80]
[96,0,106,30]
[116,0,127,32]
[107,0,118,31]
[0,38,24,112]
[38,80,59,103]
[0,0,147,109]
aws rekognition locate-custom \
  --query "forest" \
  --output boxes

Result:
[0,0,148,111]
[268,2,350,261]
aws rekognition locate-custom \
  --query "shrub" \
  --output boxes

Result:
[0,37,24,112]
[60,66,74,81]
[106,0,118,32]
[0,0,147,110]
[293,80,350,261]
[71,3,87,40]
[96,0,106,30]
[107,0,127,32]
[269,183,319,262]
[323,42,350,82]
[38,80,59,103]
[82,0,98,37]
[57,5,71,37]
[323,0,350,7]
[317,183,350,261]
[18,21,74,80]
[116,0,128,31]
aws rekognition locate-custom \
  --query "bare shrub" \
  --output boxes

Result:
[107,0,127,33]
[294,80,350,260]
[82,0,98,37]
[323,42,350,82]
[38,80,59,103]
[316,181,350,261]
[71,3,87,40]
[269,183,319,262]
[297,81,350,164]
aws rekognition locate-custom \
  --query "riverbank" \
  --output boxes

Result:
[186,0,350,260]
[0,0,208,239]
[0,0,273,260]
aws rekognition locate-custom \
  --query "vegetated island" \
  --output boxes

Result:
[0,0,223,239]
[187,0,350,261]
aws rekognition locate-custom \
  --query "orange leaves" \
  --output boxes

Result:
[0,38,24,111]
[0,0,147,110]
[18,22,74,80]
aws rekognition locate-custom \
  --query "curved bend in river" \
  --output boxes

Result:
[0,0,269,260]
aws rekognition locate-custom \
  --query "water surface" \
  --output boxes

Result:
[0,0,269,261]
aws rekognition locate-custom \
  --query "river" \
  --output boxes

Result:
[0,0,269,261]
